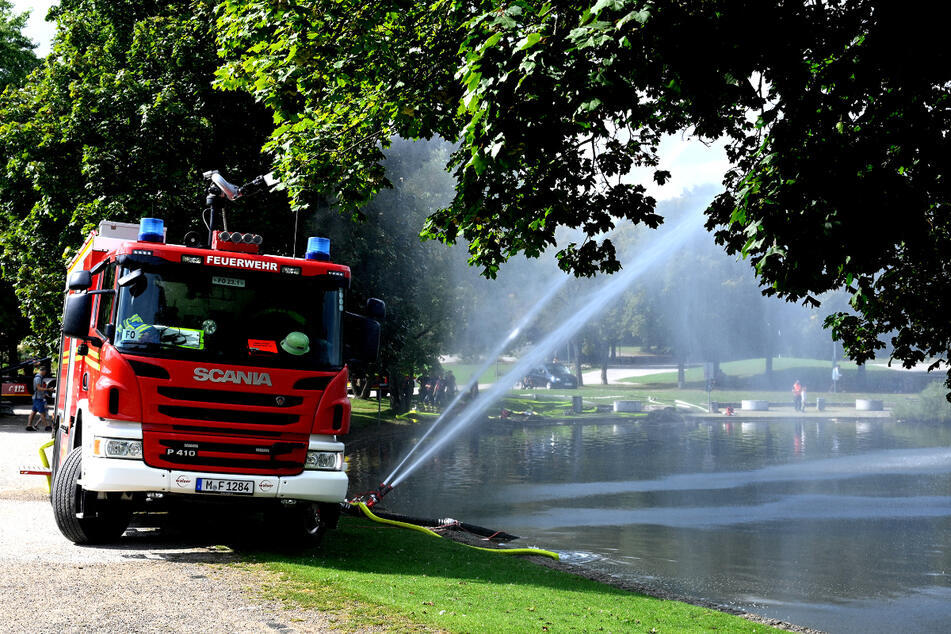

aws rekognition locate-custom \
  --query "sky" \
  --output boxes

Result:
[632,134,729,201]
[9,0,729,197]
[11,0,55,57]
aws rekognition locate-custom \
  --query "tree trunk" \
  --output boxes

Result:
[677,358,686,389]
[600,343,609,385]
[354,375,372,399]
[611,344,617,361]
[388,370,402,413]
[573,339,584,387]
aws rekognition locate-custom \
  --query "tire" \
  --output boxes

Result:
[51,447,130,544]
[287,501,339,547]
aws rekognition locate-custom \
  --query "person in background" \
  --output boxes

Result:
[792,379,803,412]
[26,367,50,432]
[417,372,430,408]
[831,364,842,393]
[400,375,414,412]
[445,370,456,400]
[801,383,808,412]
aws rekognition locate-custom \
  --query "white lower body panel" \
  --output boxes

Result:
[81,456,348,503]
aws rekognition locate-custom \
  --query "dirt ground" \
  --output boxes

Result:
[0,408,342,633]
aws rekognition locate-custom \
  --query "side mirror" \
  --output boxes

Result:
[68,270,92,291]
[343,312,381,369]
[366,298,386,321]
[63,293,94,339]
[118,268,147,298]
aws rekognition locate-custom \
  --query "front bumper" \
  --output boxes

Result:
[81,455,348,503]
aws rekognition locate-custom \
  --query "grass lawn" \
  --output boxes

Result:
[349,355,926,428]
[619,357,889,386]
[443,361,517,387]
[247,515,782,633]
[349,396,406,429]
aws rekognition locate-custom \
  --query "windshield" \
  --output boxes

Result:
[547,363,572,376]
[113,262,343,370]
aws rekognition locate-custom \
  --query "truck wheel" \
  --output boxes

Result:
[51,447,130,544]
[287,502,339,547]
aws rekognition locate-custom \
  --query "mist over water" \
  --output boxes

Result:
[496,447,951,503]
[385,271,572,483]
[388,208,707,486]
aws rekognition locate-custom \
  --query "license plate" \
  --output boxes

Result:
[196,478,254,495]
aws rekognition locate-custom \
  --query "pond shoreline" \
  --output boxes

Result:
[347,418,826,633]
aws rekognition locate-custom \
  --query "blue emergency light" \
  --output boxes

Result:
[305,236,331,261]
[138,217,165,243]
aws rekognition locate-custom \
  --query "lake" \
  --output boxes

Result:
[348,416,951,633]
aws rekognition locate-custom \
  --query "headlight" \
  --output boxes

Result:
[93,437,143,459]
[305,451,343,471]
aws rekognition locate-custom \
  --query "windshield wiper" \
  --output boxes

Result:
[116,341,161,350]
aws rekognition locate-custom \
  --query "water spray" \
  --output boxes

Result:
[381,271,574,486]
[384,209,705,488]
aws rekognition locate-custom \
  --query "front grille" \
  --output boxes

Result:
[145,434,308,475]
[160,439,304,456]
[157,386,302,408]
[161,454,302,470]
[170,425,283,438]
[158,405,298,426]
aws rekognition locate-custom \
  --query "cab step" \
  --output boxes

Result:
[19,465,52,477]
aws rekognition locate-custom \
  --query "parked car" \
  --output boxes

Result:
[520,363,577,389]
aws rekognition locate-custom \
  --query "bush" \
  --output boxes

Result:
[893,382,951,422]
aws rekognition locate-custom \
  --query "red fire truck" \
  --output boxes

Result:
[50,171,383,544]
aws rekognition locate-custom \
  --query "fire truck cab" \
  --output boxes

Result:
[52,211,382,545]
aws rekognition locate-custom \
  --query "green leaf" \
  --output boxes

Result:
[517,32,542,51]
[482,32,502,51]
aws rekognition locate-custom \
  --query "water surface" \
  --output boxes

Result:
[348,418,951,633]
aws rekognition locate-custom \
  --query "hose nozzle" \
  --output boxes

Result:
[348,482,394,508]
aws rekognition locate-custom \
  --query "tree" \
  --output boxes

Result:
[0,0,38,364]
[311,138,462,411]
[0,0,37,90]
[0,0,280,355]
[0,278,28,367]
[215,0,951,394]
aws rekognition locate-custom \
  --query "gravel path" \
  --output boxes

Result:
[0,410,338,633]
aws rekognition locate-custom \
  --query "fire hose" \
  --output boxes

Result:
[351,501,559,560]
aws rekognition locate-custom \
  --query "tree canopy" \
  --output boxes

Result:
[0,0,37,90]
[215,0,951,391]
[0,1,463,378]
[0,0,284,356]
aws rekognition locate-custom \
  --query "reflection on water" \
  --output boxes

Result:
[348,419,951,633]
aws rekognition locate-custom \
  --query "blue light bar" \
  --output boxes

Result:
[138,217,165,243]
[305,236,330,261]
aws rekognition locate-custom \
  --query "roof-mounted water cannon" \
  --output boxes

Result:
[196,170,280,247]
